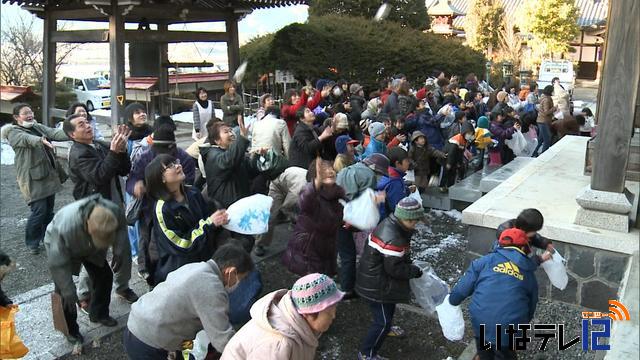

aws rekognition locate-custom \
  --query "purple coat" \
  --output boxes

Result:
[125,147,196,195]
[282,182,345,276]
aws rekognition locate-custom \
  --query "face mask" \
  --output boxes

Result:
[20,121,35,128]
[333,87,343,97]
[225,270,240,294]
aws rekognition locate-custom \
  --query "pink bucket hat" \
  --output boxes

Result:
[291,273,344,314]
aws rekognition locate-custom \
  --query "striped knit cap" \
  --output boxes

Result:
[394,196,425,221]
[291,273,344,314]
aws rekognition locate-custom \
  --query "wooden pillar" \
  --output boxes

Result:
[158,21,169,115]
[109,0,126,128]
[42,11,57,126]
[591,0,640,193]
[226,16,240,76]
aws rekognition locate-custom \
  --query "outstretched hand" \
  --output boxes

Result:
[210,209,229,227]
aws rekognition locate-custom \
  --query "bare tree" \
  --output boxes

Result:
[1,15,78,86]
[498,17,523,70]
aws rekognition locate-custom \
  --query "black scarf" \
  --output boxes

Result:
[128,123,153,141]
[196,98,209,109]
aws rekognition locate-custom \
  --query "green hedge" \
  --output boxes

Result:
[240,15,486,91]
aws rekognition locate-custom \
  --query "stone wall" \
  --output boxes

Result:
[466,225,631,311]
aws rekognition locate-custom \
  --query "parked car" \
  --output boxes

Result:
[61,76,111,111]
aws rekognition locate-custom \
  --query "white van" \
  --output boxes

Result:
[62,76,111,111]
[537,60,575,94]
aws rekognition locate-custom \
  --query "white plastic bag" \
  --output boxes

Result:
[436,294,465,341]
[404,169,415,183]
[340,189,379,231]
[408,188,423,205]
[541,250,568,290]
[505,130,527,156]
[223,194,273,235]
[410,261,449,314]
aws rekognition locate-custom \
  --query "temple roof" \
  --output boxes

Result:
[427,0,464,17]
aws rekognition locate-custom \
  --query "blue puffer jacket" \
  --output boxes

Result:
[376,167,409,219]
[363,136,387,158]
[449,247,538,347]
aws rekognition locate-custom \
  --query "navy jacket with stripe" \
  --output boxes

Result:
[355,214,420,304]
[150,187,219,284]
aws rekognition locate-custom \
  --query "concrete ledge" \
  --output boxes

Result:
[479,157,534,193]
[463,136,640,256]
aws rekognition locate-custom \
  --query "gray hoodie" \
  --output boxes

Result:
[127,260,234,352]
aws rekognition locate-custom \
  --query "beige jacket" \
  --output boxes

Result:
[221,289,319,360]
[250,114,291,158]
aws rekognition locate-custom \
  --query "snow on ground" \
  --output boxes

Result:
[1,142,15,165]
[430,209,463,221]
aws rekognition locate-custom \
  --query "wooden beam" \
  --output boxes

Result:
[591,0,640,192]
[51,30,108,43]
[109,0,126,127]
[50,29,228,43]
[42,12,56,127]
[226,16,240,77]
[158,21,169,116]
[46,5,229,23]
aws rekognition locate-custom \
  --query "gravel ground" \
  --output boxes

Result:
[1,162,76,297]
[1,160,601,359]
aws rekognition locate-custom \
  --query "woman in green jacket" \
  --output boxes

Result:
[1,103,69,254]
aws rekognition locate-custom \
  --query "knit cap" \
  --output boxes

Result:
[477,116,489,129]
[394,197,425,221]
[368,122,385,139]
[349,83,363,95]
[497,90,508,103]
[291,273,344,314]
[334,113,349,130]
[362,153,390,176]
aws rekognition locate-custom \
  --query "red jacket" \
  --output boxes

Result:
[281,90,324,136]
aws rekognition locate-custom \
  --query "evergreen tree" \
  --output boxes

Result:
[308,0,430,30]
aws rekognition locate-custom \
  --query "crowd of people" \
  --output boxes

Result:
[0,70,578,360]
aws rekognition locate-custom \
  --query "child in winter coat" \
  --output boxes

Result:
[440,122,475,191]
[376,147,416,219]
[449,227,552,360]
[221,273,344,360]
[408,130,446,191]
[355,197,425,360]
[495,208,555,265]
[363,122,387,157]
[282,159,345,276]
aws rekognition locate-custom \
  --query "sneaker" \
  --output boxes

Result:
[387,325,406,338]
[137,270,150,281]
[77,300,90,315]
[357,353,389,360]
[89,316,118,327]
[116,288,139,303]
[66,332,84,344]
[254,245,266,257]
[29,247,40,255]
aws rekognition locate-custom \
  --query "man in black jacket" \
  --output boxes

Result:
[288,107,333,169]
[64,114,139,310]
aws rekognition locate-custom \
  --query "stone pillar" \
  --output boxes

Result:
[576,0,639,232]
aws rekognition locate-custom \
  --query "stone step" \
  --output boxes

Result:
[479,157,534,193]
[605,251,639,359]
[422,187,452,211]
[449,165,501,203]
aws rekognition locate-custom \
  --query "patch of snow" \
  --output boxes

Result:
[416,234,463,259]
[430,209,463,221]
[1,142,15,165]
[319,336,341,359]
